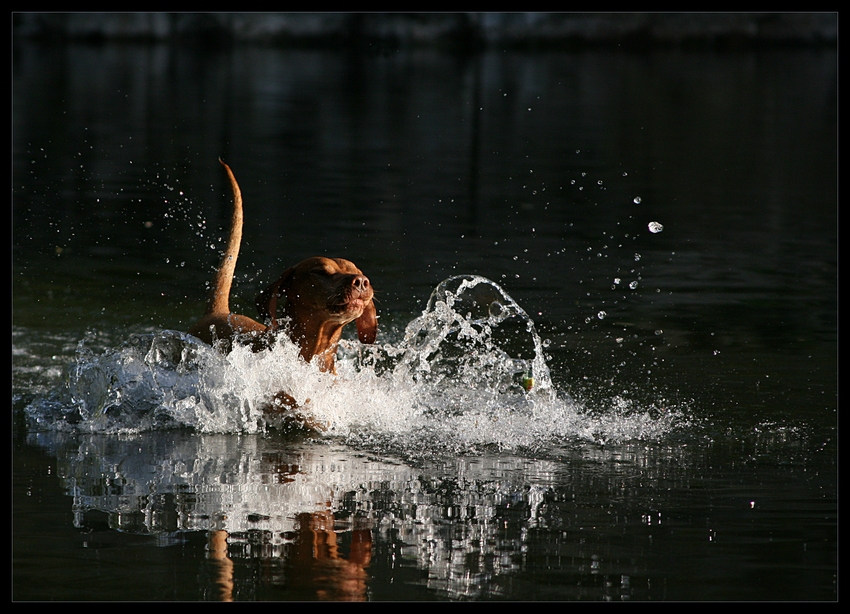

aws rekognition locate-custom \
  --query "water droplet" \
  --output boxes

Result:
[655,330,663,336]
[633,196,642,204]
[648,221,664,233]
[634,253,641,261]
[597,311,607,320]
[613,278,621,285]
[629,281,639,290]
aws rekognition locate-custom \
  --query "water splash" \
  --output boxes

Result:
[23,276,686,454]
[394,275,553,398]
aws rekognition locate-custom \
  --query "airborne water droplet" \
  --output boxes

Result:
[648,221,664,233]
[597,311,607,320]
[633,196,641,204]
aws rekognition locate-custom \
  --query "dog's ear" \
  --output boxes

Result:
[355,300,378,344]
[256,267,294,330]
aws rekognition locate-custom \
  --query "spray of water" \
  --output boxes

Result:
[24,276,686,455]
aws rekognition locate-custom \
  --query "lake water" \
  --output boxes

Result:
[13,41,836,600]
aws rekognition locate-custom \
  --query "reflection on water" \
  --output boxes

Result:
[25,422,833,601]
[29,430,546,600]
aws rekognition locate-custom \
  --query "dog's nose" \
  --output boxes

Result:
[351,275,370,292]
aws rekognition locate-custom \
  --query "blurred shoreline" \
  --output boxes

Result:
[13,13,837,50]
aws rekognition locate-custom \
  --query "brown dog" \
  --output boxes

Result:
[255,257,376,374]
[188,160,377,374]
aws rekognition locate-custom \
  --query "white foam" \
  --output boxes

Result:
[24,276,688,452]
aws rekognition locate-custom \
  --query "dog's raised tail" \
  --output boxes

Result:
[205,159,244,316]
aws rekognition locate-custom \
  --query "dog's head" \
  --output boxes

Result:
[258,256,377,344]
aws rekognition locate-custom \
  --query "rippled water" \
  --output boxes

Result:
[13,41,836,600]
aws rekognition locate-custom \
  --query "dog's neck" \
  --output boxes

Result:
[286,316,346,374]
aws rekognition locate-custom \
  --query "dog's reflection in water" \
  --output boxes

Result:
[208,530,235,601]
[207,513,372,601]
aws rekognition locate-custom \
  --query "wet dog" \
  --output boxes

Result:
[188,160,377,418]
[255,256,376,374]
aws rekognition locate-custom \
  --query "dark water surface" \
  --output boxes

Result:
[13,42,836,600]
